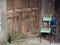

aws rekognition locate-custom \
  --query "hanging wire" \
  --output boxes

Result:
[30,0,31,10]
[11,0,15,12]
[11,0,13,35]
[11,0,12,10]
[19,0,20,9]
[48,0,52,17]
[11,0,15,39]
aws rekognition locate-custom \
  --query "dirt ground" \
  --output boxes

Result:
[6,37,60,45]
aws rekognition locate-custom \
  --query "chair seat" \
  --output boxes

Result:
[40,28,51,33]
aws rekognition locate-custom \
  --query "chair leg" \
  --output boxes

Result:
[48,34,51,43]
[40,33,42,42]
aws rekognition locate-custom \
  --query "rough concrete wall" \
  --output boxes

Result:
[42,0,51,16]
[55,0,60,18]
[0,0,7,42]
[55,0,60,25]
[40,0,51,28]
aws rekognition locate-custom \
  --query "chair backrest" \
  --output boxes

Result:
[42,17,52,28]
[43,17,52,22]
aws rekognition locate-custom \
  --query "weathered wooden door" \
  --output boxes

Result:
[7,0,41,40]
